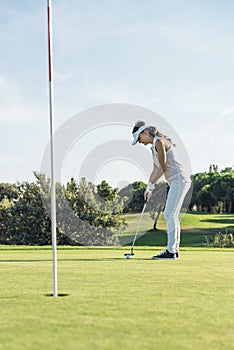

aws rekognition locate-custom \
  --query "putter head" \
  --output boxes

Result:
[124,253,131,259]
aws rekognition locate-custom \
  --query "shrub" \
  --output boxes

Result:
[205,231,234,248]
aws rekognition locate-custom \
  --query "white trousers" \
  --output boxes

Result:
[164,181,191,253]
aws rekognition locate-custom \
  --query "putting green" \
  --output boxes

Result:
[0,247,234,350]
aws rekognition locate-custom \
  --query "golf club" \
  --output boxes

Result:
[124,200,147,258]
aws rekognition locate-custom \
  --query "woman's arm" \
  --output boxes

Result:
[156,139,167,171]
[149,163,164,183]
[144,163,164,201]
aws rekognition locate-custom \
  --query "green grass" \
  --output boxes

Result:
[0,246,234,350]
[120,212,234,247]
[181,212,234,230]
[1,214,234,349]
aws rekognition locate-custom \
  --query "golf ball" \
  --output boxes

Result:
[125,254,130,259]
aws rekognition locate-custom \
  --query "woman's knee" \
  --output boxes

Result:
[164,209,177,222]
[164,210,171,221]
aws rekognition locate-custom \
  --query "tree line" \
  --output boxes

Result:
[0,175,126,246]
[0,165,233,245]
[190,165,234,213]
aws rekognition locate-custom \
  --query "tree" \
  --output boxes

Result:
[0,183,19,202]
[196,184,217,213]
[209,173,234,213]
[190,166,234,213]
[148,182,168,230]
[0,182,51,245]
[37,175,126,246]
[97,180,118,201]
[191,168,220,212]
[118,181,146,213]
[0,176,127,246]
[64,178,126,245]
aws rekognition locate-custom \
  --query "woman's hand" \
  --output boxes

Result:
[144,191,151,201]
[144,182,154,201]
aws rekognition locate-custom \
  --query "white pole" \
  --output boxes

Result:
[47,0,58,297]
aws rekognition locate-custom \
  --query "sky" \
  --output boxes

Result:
[0,0,234,188]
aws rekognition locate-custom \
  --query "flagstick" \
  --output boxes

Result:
[47,0,58,297]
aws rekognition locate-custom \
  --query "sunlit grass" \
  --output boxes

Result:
[0,247,234,350]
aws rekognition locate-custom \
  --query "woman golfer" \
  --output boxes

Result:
[132,121,191,259]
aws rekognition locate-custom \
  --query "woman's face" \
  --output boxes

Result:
[138,130,151,145]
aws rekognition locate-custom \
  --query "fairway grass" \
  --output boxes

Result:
[122,212,234,234]
[120,212,234,247]
[0,247,234,350]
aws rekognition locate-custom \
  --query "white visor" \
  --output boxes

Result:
[132,125,147,145]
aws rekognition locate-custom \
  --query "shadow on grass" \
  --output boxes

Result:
[200,218,234,224]
[0,257,151,263]
[45,294,69,297]
[0,259,52,263]
[59,257,152,261]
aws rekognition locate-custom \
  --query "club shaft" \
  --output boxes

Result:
[131,203,147,249]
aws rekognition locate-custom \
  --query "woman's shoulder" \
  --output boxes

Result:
[152,135,161,146]
[155,137,172,152]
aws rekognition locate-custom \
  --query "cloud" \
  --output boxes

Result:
[216,106,234,122]
[203,106,234,133]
